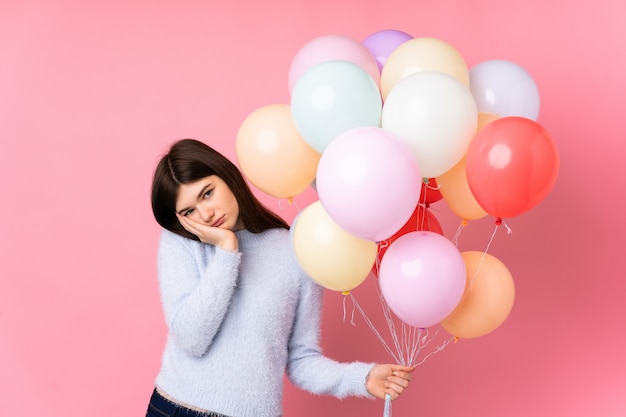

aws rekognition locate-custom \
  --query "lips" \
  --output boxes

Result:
[211,216,224,227]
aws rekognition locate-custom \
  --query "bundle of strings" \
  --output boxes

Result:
[344,206,512,417]
[345,293,455,417]
[384,394,392,417]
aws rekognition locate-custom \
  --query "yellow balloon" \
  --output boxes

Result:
[292,201,377,292]
[441,251,515,339]
[436,112,499,221]
[236,104,321,199]
[380,37,469,100]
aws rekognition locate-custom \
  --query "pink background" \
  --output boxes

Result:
[1,1,625,416]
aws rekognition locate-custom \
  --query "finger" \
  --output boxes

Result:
[383,385,398,400]
[391,370,413,382]
[390,364,415,373]
[177,220,191,234]
[385,385,402,400]
[387,379,408,394]
[388,375,410,388]
[176,213,190,228]
[176,214,202,237]
[177,213,198,229]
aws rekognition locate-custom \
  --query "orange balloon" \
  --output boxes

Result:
[293,201,378,292]
[436,112,499,220]
[380,37,469,100]
[236,104,321,199]
[441,251,515,338]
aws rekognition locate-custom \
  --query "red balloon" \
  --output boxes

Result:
[465,117,559,218]
[420,177,443,205]
[376,204,443,263]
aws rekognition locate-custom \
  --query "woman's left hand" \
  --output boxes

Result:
[176,213,238,252]
[366,364,415,401]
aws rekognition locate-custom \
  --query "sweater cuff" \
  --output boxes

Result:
[363,363,377,399]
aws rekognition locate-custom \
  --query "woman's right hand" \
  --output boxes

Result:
[177,214,238,252]
[366,364,415,401]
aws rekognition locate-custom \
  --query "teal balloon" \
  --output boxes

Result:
[290,60,382,153]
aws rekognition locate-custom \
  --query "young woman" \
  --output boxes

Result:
[147,138,414,417]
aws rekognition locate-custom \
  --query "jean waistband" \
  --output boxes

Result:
[149,388,230,417]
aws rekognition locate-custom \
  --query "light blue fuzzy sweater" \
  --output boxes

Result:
[154,228,374,417]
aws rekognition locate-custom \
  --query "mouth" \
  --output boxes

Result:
[210,216,225,227]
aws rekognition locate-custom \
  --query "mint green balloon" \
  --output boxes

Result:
[290,60,382,154]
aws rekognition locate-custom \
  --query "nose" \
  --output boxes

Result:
[197,204,215,223]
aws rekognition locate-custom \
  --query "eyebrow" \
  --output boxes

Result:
[176,183,212,215]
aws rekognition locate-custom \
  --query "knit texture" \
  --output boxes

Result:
[154,228,374,417]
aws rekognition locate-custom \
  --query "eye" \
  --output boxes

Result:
[202,189,214,199]
[182,208,194,217]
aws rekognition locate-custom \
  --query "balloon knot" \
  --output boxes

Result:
[461,219,468,227]
[342,291,350,296]
[495,217,502,225]
[454,336,459,343]
[288,197,293,204]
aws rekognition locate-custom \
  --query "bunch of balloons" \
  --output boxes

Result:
[235,29,559,340]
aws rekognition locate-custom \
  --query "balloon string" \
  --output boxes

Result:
[376,286,405,365]
[405,326,422,366]
[452,221,466,247]
[417,203,426,232]
[342,294,347,324]
[423,178,441,191]
[412,335,455,367]
[348,293,402,364]
[371,257,405,363]
[418,180,432,231]
[291,198,302,213]
[384,394,392,417]
[468,217,512,285]
[342,293,356,325]
[406,326,452,366]
[418,178,443,231]
[351,287,456,368]
[348,294,455,417]
[277,197,302,213]
[378,240,389,255]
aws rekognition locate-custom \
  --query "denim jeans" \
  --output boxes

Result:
[146,388,231,417]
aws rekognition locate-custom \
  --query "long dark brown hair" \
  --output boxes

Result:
[151,138,289,240]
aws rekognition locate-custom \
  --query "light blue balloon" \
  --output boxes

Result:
[290,60,383,153]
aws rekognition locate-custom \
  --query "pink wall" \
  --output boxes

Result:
[1,1,625,416]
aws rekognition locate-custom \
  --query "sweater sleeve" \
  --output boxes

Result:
[285,270,375,399]
[157,230,242,357]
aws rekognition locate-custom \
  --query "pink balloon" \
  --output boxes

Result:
[316,127,421,242]
[362,29,413,71]
[288,35,380,93]
[379,231,466,328]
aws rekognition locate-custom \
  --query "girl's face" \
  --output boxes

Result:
[175,175,244,231]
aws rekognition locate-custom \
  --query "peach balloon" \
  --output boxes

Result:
[436,112,499,220]
[380,37,469,100]
[235,104,321,199]
[292,201,378,292]
[441,251,515,339]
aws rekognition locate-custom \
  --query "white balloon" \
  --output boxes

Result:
[469,59,540,120]
[381,71,478,178]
